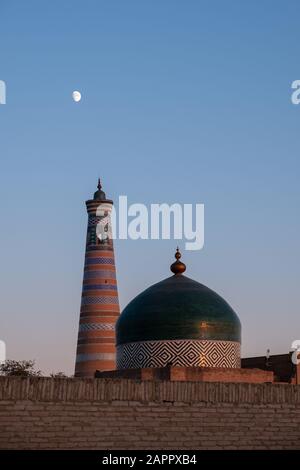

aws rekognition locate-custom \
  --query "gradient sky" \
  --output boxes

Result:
[0,1,299,375]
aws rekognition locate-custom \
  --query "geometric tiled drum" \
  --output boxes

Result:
[116,249,241,370]
[75,180,120,377]
[117,340,241,369]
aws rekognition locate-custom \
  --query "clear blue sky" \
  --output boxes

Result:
[0,1,299,374]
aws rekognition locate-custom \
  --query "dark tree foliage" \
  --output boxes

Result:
[0,359,42,377]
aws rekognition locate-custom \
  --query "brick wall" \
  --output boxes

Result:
[0,377,300,449]
[96,366,274,383]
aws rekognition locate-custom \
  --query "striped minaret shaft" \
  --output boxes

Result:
[75,179,120,377]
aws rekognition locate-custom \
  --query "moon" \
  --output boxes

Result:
[72,90,82,102]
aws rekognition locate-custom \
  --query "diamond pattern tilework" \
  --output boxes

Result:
[116,339,241,369]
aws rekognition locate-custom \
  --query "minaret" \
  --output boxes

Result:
[75,180,120,377]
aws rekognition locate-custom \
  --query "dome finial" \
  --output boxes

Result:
[170,247,186,275]
[93,177,106,201]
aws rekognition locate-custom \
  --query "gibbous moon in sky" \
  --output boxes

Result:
[72,90,82,102]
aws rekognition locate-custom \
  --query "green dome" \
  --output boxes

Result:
[116,274,241,346]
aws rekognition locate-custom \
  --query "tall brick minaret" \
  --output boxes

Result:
[75,179,120,377]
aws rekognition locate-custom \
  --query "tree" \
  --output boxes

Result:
[50,372,68,378]
[0,359,42,377]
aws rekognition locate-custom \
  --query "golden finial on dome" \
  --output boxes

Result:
[170,247,186,275]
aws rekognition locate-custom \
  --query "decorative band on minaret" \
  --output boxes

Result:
[75,179,120,377]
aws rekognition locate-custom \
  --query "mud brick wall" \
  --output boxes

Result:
[0,377,300,449]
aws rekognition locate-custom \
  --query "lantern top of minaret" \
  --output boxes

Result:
[93,178,107,201]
